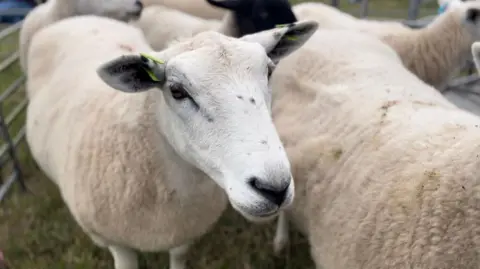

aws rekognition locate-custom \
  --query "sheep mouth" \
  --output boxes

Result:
[230,201,280,222]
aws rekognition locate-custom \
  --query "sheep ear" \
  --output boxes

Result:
[240,20,318,64]
[97,54,166,93]
[206,0,248,10]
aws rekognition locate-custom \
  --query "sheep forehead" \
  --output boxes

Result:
[172,31,268,70]
[165,35,269,97]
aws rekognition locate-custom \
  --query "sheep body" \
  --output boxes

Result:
[19,0,143,73]
[26,15,315,269]
[294,1,480,89]
[131,5,223,51]
[141,0,225,19]
[26,16,228,254]
[271,28,480,269]
[292,2,410,35]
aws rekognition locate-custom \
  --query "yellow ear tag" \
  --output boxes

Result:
[143,67,160,82]
[285,35,298,41]
[140,52,165,64]
[139,53,164,82]
[275,24,288,28]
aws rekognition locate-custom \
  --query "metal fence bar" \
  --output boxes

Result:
[0,19,28,201]
[0,52,19,73]
[0,8,32,16]
[0,104,25,202]
[0,126,26,169]
[0,21,22,40]
[407,0,422,20]
[0,173,18,202]
[0,76,26,103]
[5,99,28,126]
[360,0,369,18]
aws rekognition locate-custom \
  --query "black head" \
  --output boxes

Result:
[206,0,298,36]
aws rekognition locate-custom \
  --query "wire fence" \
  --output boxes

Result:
[0,0,479,202]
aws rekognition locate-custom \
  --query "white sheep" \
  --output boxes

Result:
[141,0,225,19]
[292,2,411,35]
[131,0,298,51]
[269,27,480,269]
[19,0,144,73]
[294,0,480,90]
[25,15,318,269]
[130,4,224,51]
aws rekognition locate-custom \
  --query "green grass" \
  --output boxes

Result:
[0,1,438,268]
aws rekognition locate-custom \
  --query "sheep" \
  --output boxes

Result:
[292,2,411,35]
[268,27,480,269]
[19,0,144,73]
[131,0,298,51]
[472,41,480,72]
[294,0,480,90]
[25,14,318,269]
[140,0,225,19]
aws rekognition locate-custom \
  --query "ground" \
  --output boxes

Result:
[0,1,437,268]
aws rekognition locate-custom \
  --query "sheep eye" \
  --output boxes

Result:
[169,83,189,100]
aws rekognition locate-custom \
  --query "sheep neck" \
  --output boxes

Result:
[415,11,473,88]
[49,0,78,21]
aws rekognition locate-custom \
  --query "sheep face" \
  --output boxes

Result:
[75,0,143,22]
[97,21,318,222]
[207,0,297,36]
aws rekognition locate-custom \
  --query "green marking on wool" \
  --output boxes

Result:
[275,24,288,28]
[140,52,164,64]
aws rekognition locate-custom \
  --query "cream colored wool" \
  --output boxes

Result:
[141,0,225,19]
[292,2,410,35]
[18,0,143,73]
[130,5,235,51]
[294,1,480,89]
[270,28,480,269]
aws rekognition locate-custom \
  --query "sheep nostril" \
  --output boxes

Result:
[248,176,289,206]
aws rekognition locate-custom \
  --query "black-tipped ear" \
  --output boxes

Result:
[241,20,319,64]
[97,54,166,93]
[466,8,480,23]
[206,0,247,10]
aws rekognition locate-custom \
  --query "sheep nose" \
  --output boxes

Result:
[248,177,290,206]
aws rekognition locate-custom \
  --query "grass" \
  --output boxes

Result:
[0,1,438,268]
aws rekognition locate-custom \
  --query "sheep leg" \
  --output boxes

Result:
[273,211,289,255]
[108,245,138,269]
[169,243,191,269]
